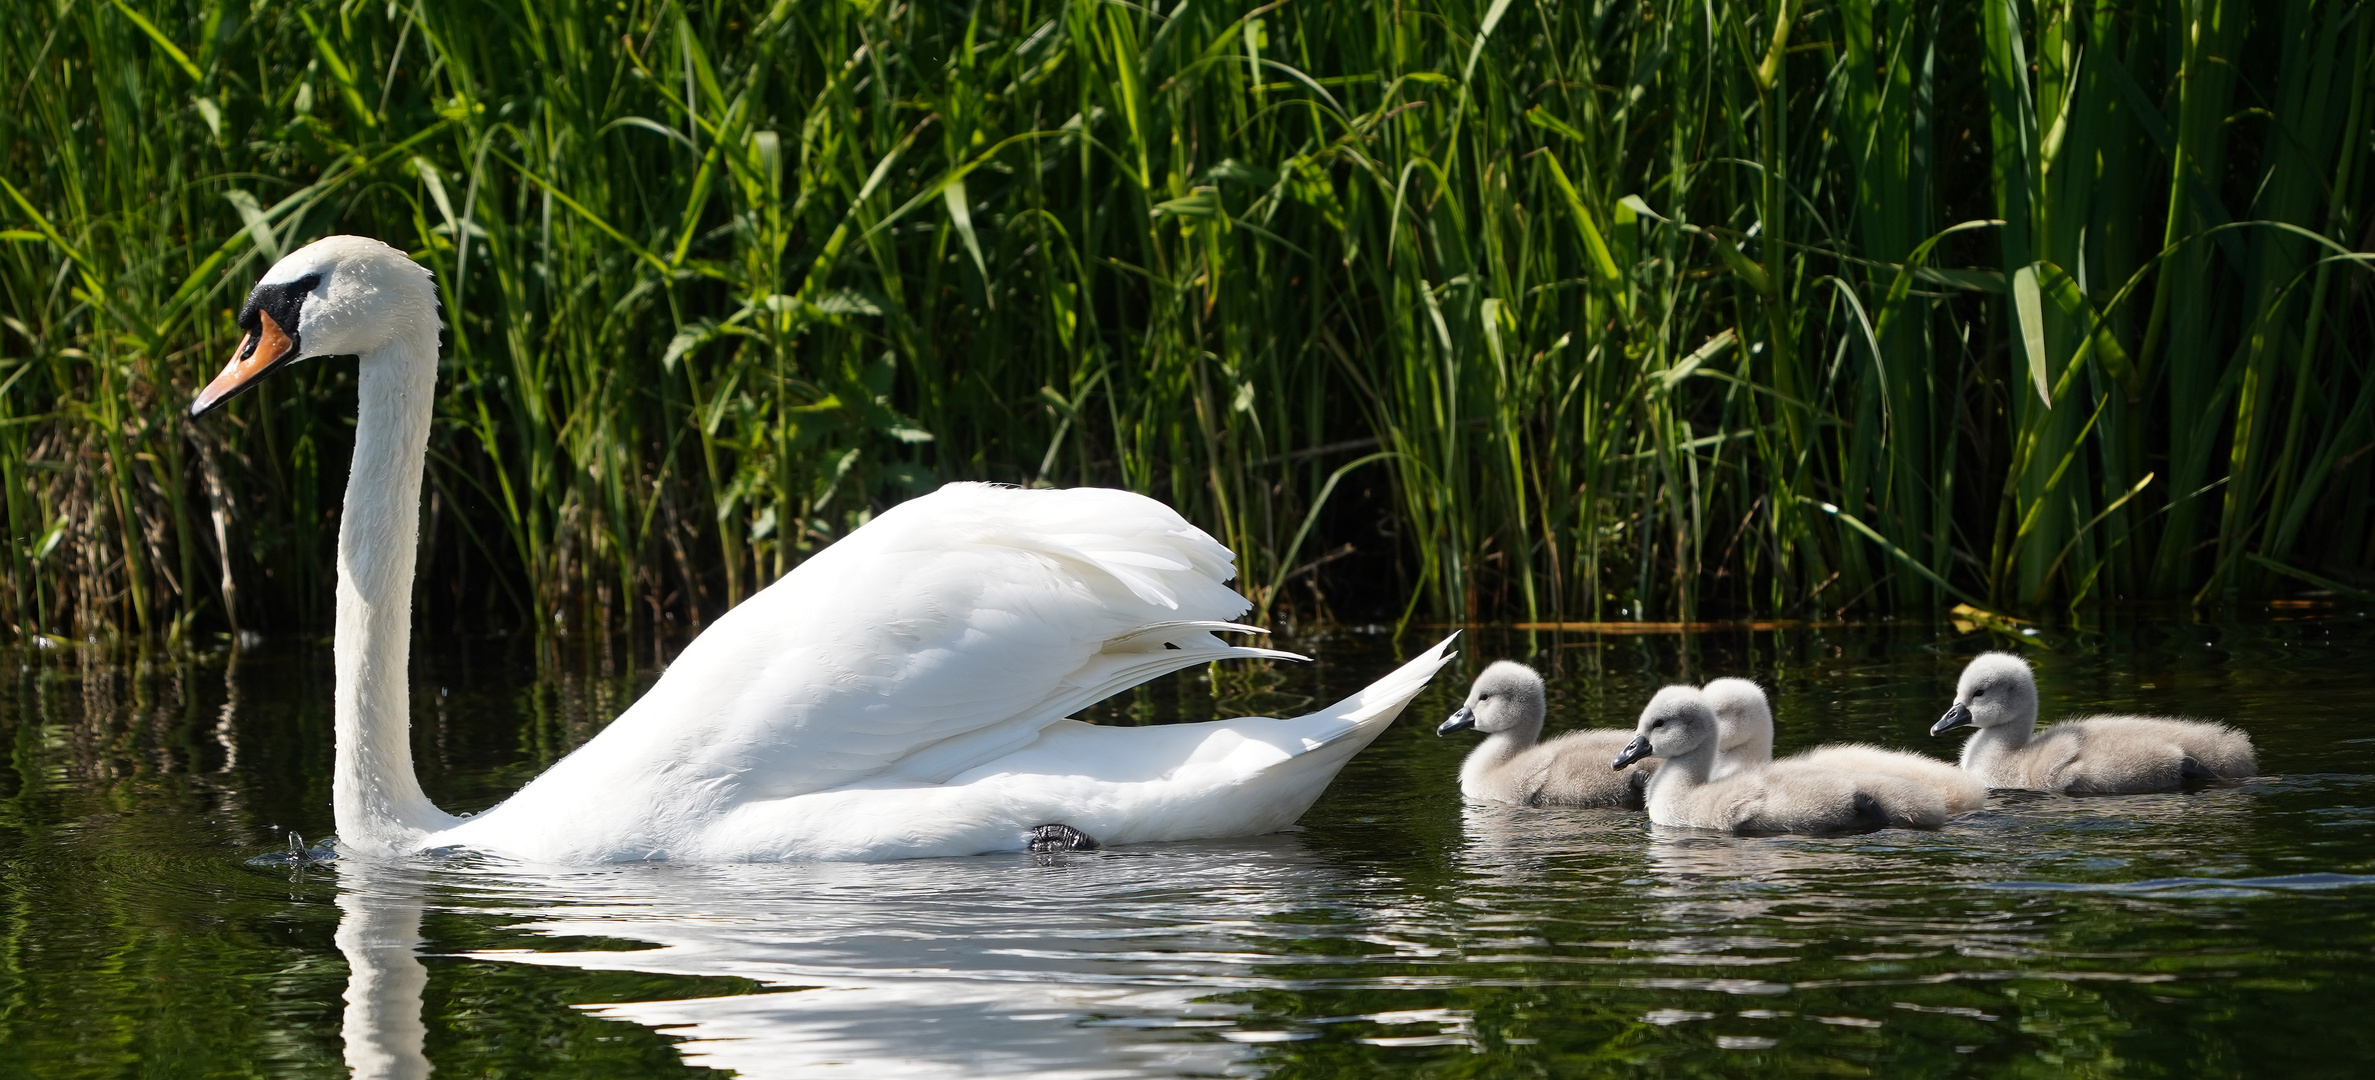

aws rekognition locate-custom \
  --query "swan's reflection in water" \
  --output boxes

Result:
[1439,787,2278,997]
[336,835,1412,1078]
[335,861,432,1080]
[325,783,2304,1076]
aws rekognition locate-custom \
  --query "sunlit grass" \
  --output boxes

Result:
[1,0,2368,641]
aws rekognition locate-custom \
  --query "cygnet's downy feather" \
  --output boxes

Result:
[1437,661,1657,809]
[1932,653,2257,794]
[1616,686,1948,834]
[1703,678,1986,814]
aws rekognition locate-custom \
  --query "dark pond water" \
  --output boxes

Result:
[4,611,2373,1077]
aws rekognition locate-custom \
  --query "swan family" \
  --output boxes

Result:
[193,237,2260,860]
[1444,655,2256,835]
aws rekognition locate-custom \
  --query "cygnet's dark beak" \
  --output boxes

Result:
[1436,706,1476,736]
[1931,701,1973,736]
[1611,735,1654,770]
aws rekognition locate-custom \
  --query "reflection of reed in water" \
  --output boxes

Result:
[30,646,256,824]
[334,862,433,1080]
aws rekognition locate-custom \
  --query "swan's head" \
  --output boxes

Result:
[1702,677,1773,759]
[1934,651,2037,736]
[1437,660,1546,737]
[1614,685,1713,769]
[190,236,438,418]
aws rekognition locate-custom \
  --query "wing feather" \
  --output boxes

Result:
[478,484,1286,822]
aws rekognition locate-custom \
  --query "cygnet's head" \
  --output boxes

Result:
[1701,677,1773,759]
[191,236,440,417]
[1437,660,1547,738]
[1932,652,2039,736]
[1613,685,1714,769]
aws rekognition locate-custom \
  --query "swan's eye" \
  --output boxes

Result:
[1973,690,1985,698]
[1479,693,1492,701]
[1650,719,1664,728]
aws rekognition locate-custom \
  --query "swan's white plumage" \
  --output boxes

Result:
[427,485,1456,863]
[1940,652,2256,794]
[1442,661,1656,809]
[1629,686,1947,834]
[1703,677,1986,813]
[206,237,1454,864]
[679,640,1454,861]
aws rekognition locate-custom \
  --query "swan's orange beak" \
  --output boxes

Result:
[190,309,297,418]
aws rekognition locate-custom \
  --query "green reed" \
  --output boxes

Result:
[1,0,2369,641]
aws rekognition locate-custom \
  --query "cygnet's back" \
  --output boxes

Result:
[1703,677,1986,814]
[1617,687,1948,834]
[1438,661,1656,809]
[1794,745,1984,812]
[1934,654,2258,793]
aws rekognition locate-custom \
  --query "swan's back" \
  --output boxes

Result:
[1978,716,2257,794]
[1651,762,1947,834]
[1505,729,1655,809]
[679,636,1459,860]
[1701,677,1978,814]
[445,484,1303,859]
[1794,744,1987,813]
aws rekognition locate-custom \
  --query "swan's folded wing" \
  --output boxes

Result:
[517,484,1292,805]
[873,620,1307,784]
[682,634,1461,860]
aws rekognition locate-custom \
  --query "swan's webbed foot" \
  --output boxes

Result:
[1026,824,1102,853]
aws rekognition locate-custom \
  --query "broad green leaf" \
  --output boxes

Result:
[109,0,203,83]
[1535,155,1620,286]
[2012,263,2051,406]
[943,176,990,289]
[224,191,281,263]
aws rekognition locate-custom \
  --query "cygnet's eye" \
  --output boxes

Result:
[1650,718,1664,729]
[1478,693,1492,701]
[1973,689,1986,699]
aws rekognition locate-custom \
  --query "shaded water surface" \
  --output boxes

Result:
[3,615,2372,1077]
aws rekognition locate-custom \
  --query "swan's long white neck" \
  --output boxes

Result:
[1457,730,1529,792]
[334,329,456,854]
[1458,710,1541,793]
[1715,718,1771,778]
[1957,709,2037,772]
[1644,738,1715,809]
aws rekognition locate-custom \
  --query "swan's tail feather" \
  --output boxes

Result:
[1159,631,1458,840]
[1296,632,1462,751]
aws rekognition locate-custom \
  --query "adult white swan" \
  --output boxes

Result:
[191,235,1453,863]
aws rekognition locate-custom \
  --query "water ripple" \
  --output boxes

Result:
[1982,872,2375,894]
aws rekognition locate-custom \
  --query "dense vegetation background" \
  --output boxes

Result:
[1,0,2369,642]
